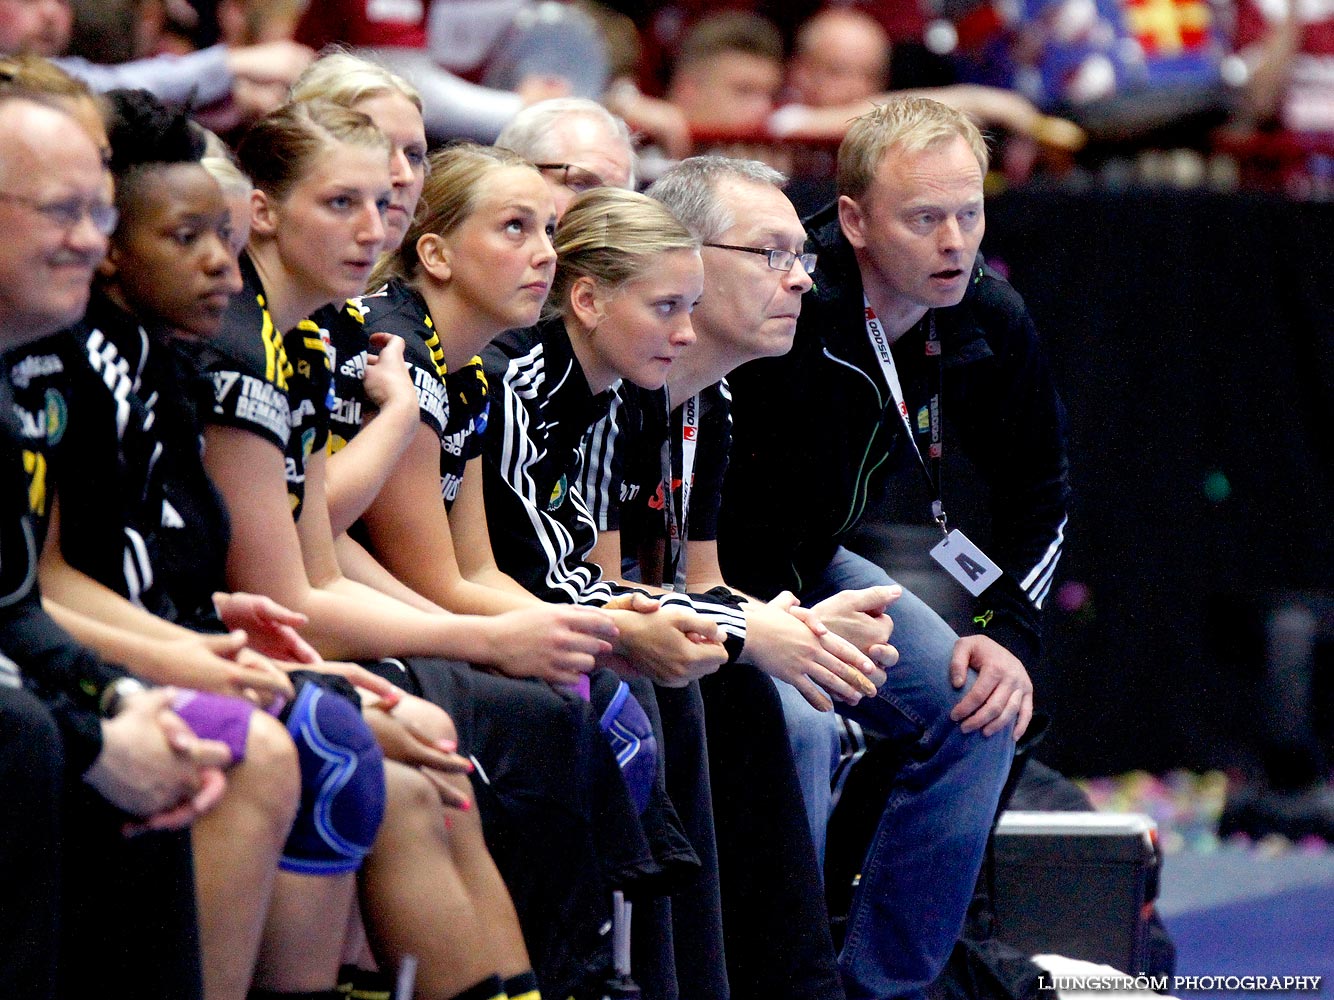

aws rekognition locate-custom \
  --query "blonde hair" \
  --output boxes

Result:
[289,49,423,113]
[368,142,533,289]
[0,54,94,99]
[236,100,389,201]
[201,154,253,198]
[0,54,106,145]
[196,128,254,197]
[837,96,989,201]
[549,188,698,319]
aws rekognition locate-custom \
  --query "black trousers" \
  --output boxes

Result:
[657,680,730,1000]
[0,684,201,999]
[701,665,845,1000]
[0,684,63,995]
[631,667,846,1000]
[62,779,201,999]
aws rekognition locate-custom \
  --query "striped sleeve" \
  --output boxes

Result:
[579,392,621,532]
[1018,513,1066,611]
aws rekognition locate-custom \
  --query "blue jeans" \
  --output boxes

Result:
[777,547,1015,1000]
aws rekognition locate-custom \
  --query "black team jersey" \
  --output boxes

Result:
[482,317,747,657]
[326,277,489,509]
[53,292,230,631]
[196,253,332,521]
[580,379,733,588]
[1,336,127,775]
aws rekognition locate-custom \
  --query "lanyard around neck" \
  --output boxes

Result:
[863,295,947,535]
[659,388,699,590]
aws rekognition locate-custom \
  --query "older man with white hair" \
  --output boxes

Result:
[496,97,635,217]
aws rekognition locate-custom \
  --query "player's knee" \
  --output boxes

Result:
[243,709,301,827]
[433,705,458,746]
[382,758,438,815]
[281,680,387,876]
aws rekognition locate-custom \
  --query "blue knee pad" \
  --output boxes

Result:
[280,681,386,876]
[599,681,657,815]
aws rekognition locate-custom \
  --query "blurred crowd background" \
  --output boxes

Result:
[45,0,1334,192]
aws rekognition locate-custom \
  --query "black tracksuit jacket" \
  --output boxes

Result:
[719,203,1070,666]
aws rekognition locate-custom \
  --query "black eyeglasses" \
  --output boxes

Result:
[0,192,118,235]
[534,163,607,195]
[703,243,817,274]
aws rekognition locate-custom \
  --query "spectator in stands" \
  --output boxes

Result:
[787,6,890,108]
[0,0,313,126]
[294,0,609,142]
[1234,0,1334,133]
[215,0,305,47]
[667,11,784,132]
[496,97,636,217]
[662,8,1083,152]
[0,88,230,999]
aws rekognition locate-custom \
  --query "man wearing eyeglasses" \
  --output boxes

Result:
[495,97,634,219]
[0,112,113,337]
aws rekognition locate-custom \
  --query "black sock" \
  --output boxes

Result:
[335,965,394,1000]
[453,974,505,1000]
[502,970,541,1000]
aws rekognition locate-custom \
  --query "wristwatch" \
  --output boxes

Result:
[99,676,147,718]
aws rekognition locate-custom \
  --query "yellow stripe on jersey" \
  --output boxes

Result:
[297,318,333,370]
[256,295,292,390]
[22,449,45,516]
[422,320,448,380]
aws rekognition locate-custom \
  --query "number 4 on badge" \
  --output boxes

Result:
[929,529,1003,597]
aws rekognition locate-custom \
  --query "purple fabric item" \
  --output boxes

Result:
[562,674,592,701]
[598,680,656,814]
[172,689,253,765]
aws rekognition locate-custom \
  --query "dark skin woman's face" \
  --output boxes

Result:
[103,163,242,338]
